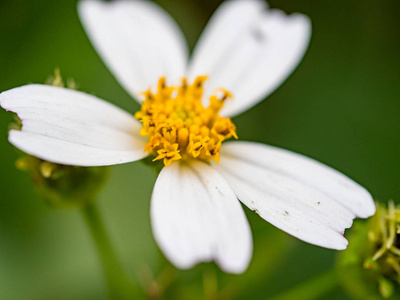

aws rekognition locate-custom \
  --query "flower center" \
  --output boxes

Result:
[135,76,237,166]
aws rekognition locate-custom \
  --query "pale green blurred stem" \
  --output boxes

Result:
[82,201,136,300]
[215,233,291,300]
[203,267,218,299]
[269,269,338,300]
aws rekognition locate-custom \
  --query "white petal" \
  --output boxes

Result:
[0,84,147,166]
[187,0,267,82]
[187,0,311,117]
[78,0,188,101]
[151,161,252,273]
[214,141,375,250]
[8,131,146,167]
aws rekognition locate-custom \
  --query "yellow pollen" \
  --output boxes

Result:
[136,76,238,166]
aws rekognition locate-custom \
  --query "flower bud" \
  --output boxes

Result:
[337,201,400,299]
[16,155,109,209]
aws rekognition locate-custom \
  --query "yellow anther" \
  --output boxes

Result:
[188,134,210,158]
[145,133,163,152]
[179,77,188,96]
[135,76,238,166]
[139,118,156,136]
[204,139,221,164]
[208,89,233,113]
[163,128,177,144]
[189,75,208,98]
[216,88,233,101]
[211,117,238,140]
[153,142,181,167]
[158,77,167,90]
[141,89,156,102]
[192,75,208,88]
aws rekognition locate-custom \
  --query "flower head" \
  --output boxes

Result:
[136,76,236,165]
[0,0,375,273]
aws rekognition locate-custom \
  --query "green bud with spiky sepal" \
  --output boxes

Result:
[16,155,109,209]
[337,200,400,299]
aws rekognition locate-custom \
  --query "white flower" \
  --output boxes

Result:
[0,0,375,274]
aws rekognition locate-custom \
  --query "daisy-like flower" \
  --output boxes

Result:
[0,0,375,273]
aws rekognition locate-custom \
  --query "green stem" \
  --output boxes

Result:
[82,201,136,299]
[215,233,291,300]
[269,269,339,300]
[203,267,218,300]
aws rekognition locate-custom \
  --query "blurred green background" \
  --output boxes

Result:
[0,0,399,299]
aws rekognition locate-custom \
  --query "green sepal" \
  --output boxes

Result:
[16,155,109,209]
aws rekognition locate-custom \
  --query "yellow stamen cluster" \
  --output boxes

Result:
[135,76,237,166]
